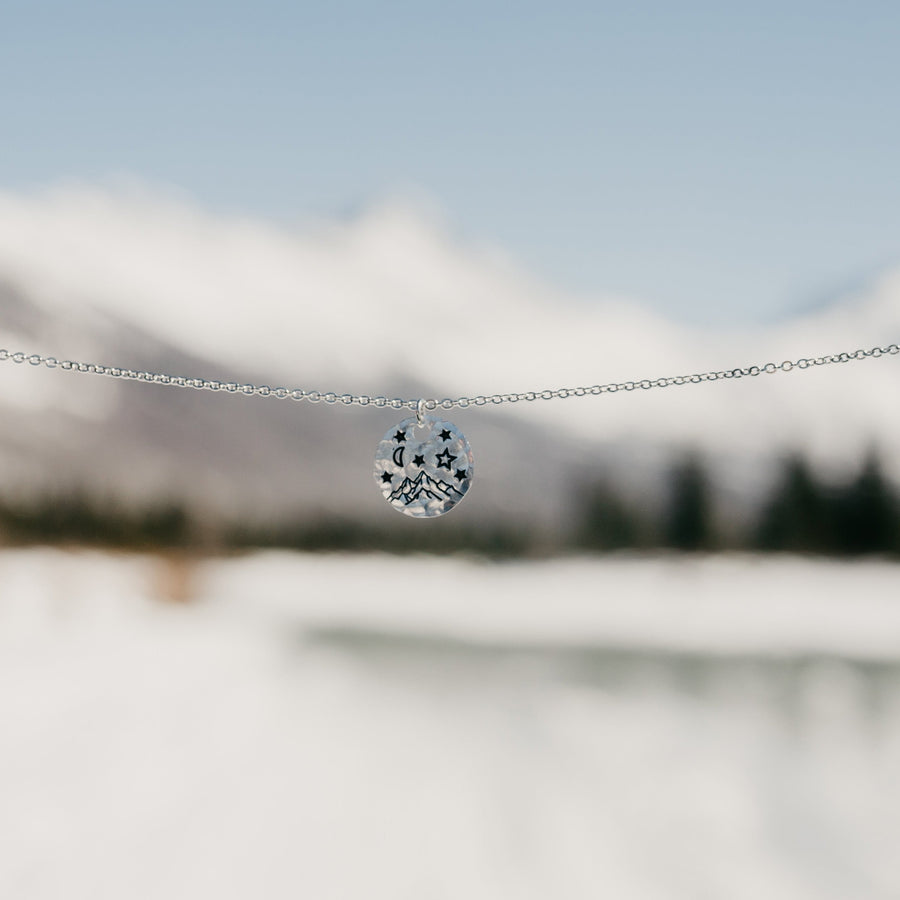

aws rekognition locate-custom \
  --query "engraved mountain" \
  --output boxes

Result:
[389,470,463,506]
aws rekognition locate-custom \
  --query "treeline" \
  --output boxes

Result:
[577,453,900,556]
[0,494,535,558]
[0,454,898,557]
[0,493,193,550]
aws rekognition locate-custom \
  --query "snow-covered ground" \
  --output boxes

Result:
[1,549,899,899]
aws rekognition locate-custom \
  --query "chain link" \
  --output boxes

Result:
[0,343,897,414]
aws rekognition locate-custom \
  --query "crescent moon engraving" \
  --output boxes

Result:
[392,446,405,467]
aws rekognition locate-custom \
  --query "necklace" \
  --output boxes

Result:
[2,342,897,518]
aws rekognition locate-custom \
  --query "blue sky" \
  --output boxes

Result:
[2,0,899,324]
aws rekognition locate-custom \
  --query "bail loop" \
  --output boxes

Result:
[415,398,426,426]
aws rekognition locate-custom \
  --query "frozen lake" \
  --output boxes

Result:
[1,549,899,899]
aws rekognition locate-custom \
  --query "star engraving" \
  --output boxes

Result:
[454,468,468,482]
[413,454,425,467]
[381,471,393,484]
[439,428,452,441]
[393,430,407,443]
[435,448,456,470]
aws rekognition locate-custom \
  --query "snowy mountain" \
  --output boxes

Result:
[0,184,898,526]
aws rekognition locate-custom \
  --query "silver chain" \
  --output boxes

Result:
[1,343,897,414]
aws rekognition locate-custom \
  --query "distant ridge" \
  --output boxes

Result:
[1,184,900,523]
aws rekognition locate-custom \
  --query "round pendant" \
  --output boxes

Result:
[374,414,474,518]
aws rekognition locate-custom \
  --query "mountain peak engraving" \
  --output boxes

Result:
[389,470,462,506]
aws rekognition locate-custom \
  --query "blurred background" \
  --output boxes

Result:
[1,2,900,897]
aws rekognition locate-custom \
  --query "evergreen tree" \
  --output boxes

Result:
[755,455,830,553]
[831,452,899,556]
[663,455,713,552]
[575,482,643,551]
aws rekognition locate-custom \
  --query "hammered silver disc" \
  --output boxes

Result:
[374,415,474,518]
